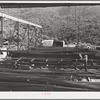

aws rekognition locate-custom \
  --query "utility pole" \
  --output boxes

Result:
[0,17,3,47]
[75,6,79,47]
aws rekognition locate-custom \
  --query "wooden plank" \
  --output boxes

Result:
[0,12,42,28]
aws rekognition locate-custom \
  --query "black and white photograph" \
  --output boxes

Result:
[0,1,100,94]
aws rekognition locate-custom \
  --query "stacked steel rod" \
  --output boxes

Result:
[0,47,99,91]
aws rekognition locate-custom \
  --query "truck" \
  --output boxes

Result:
[42,39,76,47]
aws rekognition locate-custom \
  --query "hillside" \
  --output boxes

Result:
[0,6,100,48]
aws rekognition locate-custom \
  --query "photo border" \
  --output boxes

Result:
[0,0,99,99]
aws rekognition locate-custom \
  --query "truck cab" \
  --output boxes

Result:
[42,40,66,47]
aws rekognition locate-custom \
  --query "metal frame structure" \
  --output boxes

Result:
[0,12,42,50]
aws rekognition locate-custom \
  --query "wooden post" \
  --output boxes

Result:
[91,59,94,67]
[0,17,3,47]
[34,27,37,47]
[27,25,30,50]
[17,22,19,50]
[75,59,78,70]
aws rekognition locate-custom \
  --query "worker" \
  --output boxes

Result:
[84,55,88,72]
